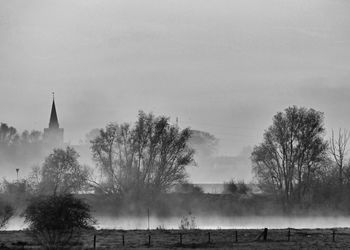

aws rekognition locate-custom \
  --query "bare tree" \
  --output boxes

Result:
[91,111,195,196]
[252,106,327,207]
[329,129,350,186]
[36,147,89,195]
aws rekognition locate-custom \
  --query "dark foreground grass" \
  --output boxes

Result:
[1,228,350,249]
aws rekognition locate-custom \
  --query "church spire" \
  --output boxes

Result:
[44,92,64,146]
[49,92,59,129]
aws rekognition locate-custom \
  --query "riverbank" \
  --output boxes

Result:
[1,228,350,249]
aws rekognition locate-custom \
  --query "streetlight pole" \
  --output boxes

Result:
[16,168,19,182]
[147,208,150,231]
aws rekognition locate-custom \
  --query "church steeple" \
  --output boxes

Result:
[44,92,64,146]
[49,94,59,129]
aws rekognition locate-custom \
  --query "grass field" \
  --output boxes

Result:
[1,228,350,249]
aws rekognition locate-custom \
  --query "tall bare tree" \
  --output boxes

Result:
[329,129,350,186]
[90,111,195,196]
[252,106,327,207]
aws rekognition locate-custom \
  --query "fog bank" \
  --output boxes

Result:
[7,216,350,231]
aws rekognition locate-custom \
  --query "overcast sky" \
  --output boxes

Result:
[1,0,350,158]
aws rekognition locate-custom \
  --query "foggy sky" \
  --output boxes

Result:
[1,0,350,178]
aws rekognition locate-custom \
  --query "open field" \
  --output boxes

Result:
[1,228,350,249]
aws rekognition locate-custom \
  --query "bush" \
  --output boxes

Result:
[174,183,204,194]
[223,179,237,194]
[179,211,197,230]
[24,194,95,249]
[223,179,250,195]
[236,181,250,195]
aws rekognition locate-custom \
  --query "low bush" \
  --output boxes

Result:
[179,211,197,230]
[24,194,95,249]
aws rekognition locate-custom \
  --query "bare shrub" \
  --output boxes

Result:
[24,194,95,249]
[179,211,197,230]
[236,181,250,195]
[223,179,237,194]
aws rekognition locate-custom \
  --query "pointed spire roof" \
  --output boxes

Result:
[49,94,59,129]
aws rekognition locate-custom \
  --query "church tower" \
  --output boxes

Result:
[44,94,64,146]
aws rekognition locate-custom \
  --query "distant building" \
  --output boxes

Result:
[43,95,64,146]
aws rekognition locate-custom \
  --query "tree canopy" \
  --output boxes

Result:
[35,147,89,195]
[251,106,328,207]
[91,111,195,196]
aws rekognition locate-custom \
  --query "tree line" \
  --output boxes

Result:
[2,107,350,214]
[0,123,45,167]
[1,106,350,249]
[4,107,350,249]
[0,111,196,199]
[0,111,196,248]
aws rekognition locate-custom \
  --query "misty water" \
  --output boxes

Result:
[7,215,350,231]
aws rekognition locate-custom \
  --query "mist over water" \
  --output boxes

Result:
[7,215,350,231]
[94,216,350,230]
